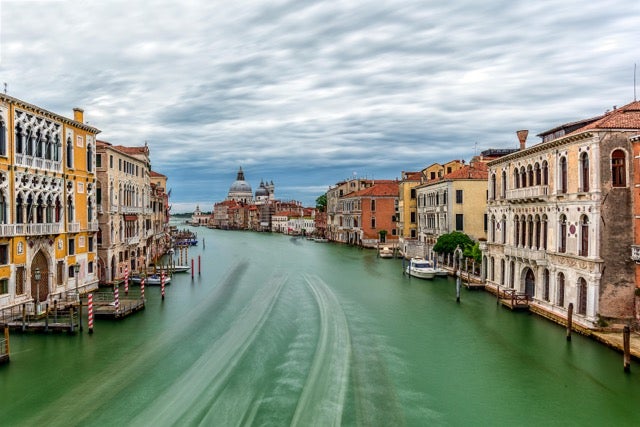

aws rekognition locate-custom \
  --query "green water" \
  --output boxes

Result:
[2,227,639,426]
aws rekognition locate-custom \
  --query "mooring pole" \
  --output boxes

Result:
[623,325,631,373]
[191,258,194,279]
[3,326,9,357]
[566,303,573,342]
[198,255,201,275]
[45,303,49,332]
[88,293,94,334]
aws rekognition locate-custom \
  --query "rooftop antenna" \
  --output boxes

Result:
[474,141,478,156]
[635,63,637,101]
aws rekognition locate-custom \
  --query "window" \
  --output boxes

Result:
[110,155,113,168]
[559,157,567,193]
[410,212,416,223]
[410,189,416,199]
[96,153,102,168]
[580,215,589,257]
[371,217,376,228]
[559,215,567,253]
[485,214,489,234]
[514,216,520,246]
[557,273,565,307]
[542,161,549,185]
[0,278,8,294]
[501,171,507,198]
[611,149,626,187]
[371,200,376,211]
[543,269,550,301]
[456,190,463,204]
[501,215,507,244]
[0,119,6,156]
[119,158,122,171]
[514,169,520,189]
[66,136,74,168]
[88,261,94,274]
[410,229,416,238]
[68,238,75,255]
[0,244,8,264]
[89,236,94,252]
[578,278,588,315]
[534,163,541,186]
[500,259,505,285]
[490,174,496,200]
[580,152,589,192]
[455,214,463,231]
[87,144,93,172]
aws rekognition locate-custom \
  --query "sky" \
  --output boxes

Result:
[1,0,639,213]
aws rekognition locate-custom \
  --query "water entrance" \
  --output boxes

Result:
[2,227,640,425]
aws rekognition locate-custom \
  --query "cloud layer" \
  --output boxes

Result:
[2,0,638,211]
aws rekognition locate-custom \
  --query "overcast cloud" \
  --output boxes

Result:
[1,0,638,212]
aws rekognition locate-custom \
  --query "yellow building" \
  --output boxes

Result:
[397,171,421,239]
[0,95,99,313]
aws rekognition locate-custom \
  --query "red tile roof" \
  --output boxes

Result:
[442,162,488,180]
[575,101,640,132]
[345,180,398,198]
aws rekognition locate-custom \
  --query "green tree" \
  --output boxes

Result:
[316,193,327,212]
[463,241,482,264]
[432,231,474,255]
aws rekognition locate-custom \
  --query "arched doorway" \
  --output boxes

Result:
[524,268,535,298]
[31,250,49,303]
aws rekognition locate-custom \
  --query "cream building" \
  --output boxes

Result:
[484,102,640,329]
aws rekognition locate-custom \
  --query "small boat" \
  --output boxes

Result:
[405,258,436,279]
[152,265,191,274]
[129,274,171,285]
[433,260,449,276]
[314,238,328,243]
[379,246,395,258]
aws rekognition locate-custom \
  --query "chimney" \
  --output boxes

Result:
[517,129,529,150]
[73,107,84,123]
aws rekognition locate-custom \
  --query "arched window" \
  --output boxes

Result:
[87,144,93,172]
[534,162,541,186]
[509,260,515,288]
[490,174,496,200]
[514,169,520,189]
[514,216,520,246]
[35,131,42,157]
[16,125,24,154]
[580,152,589,192]
[527,165,533,188]
[557,273,565,307]
[66,136,74,168]
[55,197,62,222]
[501,170,507,198]
[611,149,626,187]
[520,167,527,187]
[527,215,533,248]
[580,215,589,257]
[0,119,6,156]
[577,278,588,315]
[542,160,549,186]
[559,214,567,253]
[26,127,34,156]
[543,269,550,301]
[0,192,7,223]
[534,215,541,249]
[54,135,61,162]
[490,215,496,242]
[520,215,526,247]
[67,195,74,222]
[501,215,507,244]
[541,214,548,250]
[559,157,567,193]
[16,194,24,223]
[490,257,495,281]
[500,259,505,286]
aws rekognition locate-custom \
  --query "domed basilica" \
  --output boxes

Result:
[227,166,274,204]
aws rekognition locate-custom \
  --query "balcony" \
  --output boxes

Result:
[631,245,640,262]
[122,206,143,214]
[0,224,17,237]
[504,246,547,262]
[88,221,99,232]
[15,154,62,172]
[68,222,80,233]
[127,236,140,245]
[506,185,549,202]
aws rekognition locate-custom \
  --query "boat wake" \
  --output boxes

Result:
[130,273,287,426]
[291,274,351,426]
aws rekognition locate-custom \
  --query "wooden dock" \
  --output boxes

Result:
[1,326,9,364]
[497,287,530,311]
[93,292,145,319]
[5,306,81,333]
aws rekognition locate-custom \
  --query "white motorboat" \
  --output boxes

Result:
[405,258,436,279]
[129,274,171,286]
[379,246,395,258]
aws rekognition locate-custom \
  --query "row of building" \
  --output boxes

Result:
[0,94,170,316]
[324,100,640,330]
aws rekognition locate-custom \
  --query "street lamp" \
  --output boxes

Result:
[34,267,41,314]
[74,263,80,303]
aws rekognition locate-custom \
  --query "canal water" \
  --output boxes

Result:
[2,226,640,426]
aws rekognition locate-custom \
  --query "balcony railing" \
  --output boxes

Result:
[631,245,640,262]
[67,222,80,233]
[121,206,143,214]
[504,246,547,261]
[127,236,140,245]
[506,185,549,201]
[15,154,62,172]
[0,224,17,237]
[88,221,99,231]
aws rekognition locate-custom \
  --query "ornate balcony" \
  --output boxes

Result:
[0,224,17,237]
[504,246,547,262]
[506,185,549,202]
[67,222,80,233]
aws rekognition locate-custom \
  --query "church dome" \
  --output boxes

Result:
[230,180,252,193]
[228,166,253,202]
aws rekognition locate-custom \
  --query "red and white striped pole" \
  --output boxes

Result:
[88,293,94,334]
[124,266,129,296]
[114,285,120,311]
[141,277,145,300]
[161,271,165,301]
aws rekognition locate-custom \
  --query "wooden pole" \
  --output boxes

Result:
[22,303,26,332]
[78,298,83,332]
[566,303,573,341]
[623,325,631,372]
[191,259,194,279]
[3,326,9,357]
[69,307,75,333]
[45,303,49,332]
[198,255,201,275]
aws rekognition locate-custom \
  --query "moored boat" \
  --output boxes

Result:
[379,246,395,258]
[130,274,172,285]
[405,258,436,279]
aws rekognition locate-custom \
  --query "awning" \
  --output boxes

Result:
[124,215,138,221]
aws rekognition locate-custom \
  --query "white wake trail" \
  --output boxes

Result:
[291,275,351,427]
